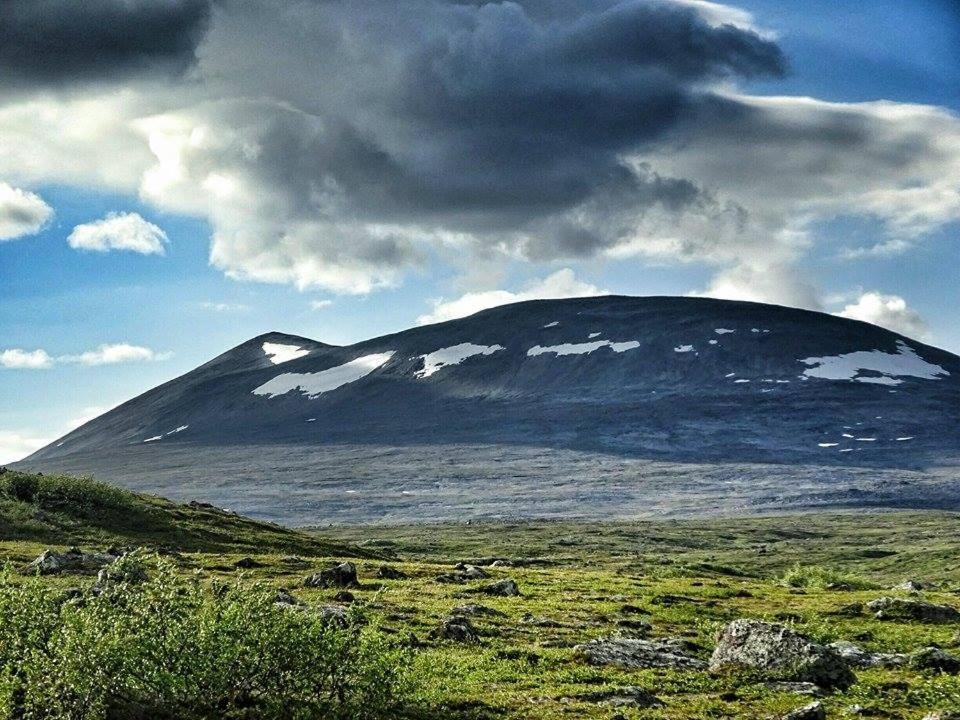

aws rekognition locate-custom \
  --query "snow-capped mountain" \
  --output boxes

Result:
[17,296,960,524]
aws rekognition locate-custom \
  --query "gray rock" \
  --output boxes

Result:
[896,579,924,592]
[451,603,506,617]
[376,565,407,580]
[575,637,707,670]
[923,713,960,720]
[709,619,856,690]
[780,701,826,720]
[429,615,479,644]
[454,563,489,579]
[827,640,907,668]
[318,604,350,627]
[274,588,305,607]
[475,579,520,596]
[521,613,563,628]
[303,561,358,588]
[909,647,960,674]
[24,547,117,575]
[866,597,960,623]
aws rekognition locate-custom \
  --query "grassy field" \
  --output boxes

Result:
[2,469,960,718]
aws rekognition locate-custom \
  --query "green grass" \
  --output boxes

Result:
[3,470,960,719]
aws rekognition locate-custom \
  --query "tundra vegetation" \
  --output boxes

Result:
[2,469,960,719]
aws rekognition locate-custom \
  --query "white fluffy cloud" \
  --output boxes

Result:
[0,348,54,369]
[310,299,333,311]
[0,430,52,465]
[690,262,823,311]
[59,343,171,366]
[67,212,168,255]
[0,182,52,240]
[418,269,608,325]
[836,292,928,340]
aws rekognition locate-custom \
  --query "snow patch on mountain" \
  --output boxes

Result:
[253,352,394,398]
[800,341,948,385]
[527,339,640,357]
[674,344,694,353]
[262,342,310,365]
[415,343,504,379]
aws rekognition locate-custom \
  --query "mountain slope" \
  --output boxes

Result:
[15,296,960,523]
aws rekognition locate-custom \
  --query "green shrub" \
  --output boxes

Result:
[0,559,414,719]
[780,563,875,590]
[0,471,138,519]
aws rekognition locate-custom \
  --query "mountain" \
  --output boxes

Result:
[15,296,960,524]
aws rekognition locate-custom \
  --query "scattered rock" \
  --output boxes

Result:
[473,579,520,597]
[281,555,310,567]
[616,618,652,634]
[779,701,826,720]
[764,682,823,697]
[274,588,305,607]
[709,619,856,690]
[866,597,960,623]
[827,641,907,668]
[922,713,960,720]
[452,603,506,617]
[575,637,707,670]
[429,615,479,644]
[233,557,263,569]
[318,604,350,627]
[376,565,407,580]
[303,562,358,588]
[896,579,924,592]
[489,560,512,567]
[333,590,355,603]
[23,547,117,576]
[454,563,489,578]
[521,613,563,628]
[574,686,664,708]
[830,602,863,617]
[909,647,960,674]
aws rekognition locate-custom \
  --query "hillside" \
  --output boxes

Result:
[14,296,960,524]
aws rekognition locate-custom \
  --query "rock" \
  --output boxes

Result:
[575,637,707,670]
[574,686,664,708]
[922,713,960,720]
[274,588,305,607]
[233,557,263,569]
[376,565,407,580]
[521,613,563,627]
[281,555,310,567]
[709,619,856,690]
[909,647,960,674]
[474,579,520,597]
[780,701,826,720]
[866,597,960,623]
[616,618,652,634]
[303,561,358,588]
[451,603,506,617]
[333,590,355,603]
[830,602,863,617]
[23,547,117,575]
[318,605,350,627]
[827,641,907,668]
[489,559,512,567]
[896,579,924,591]
[429,615,479,643]
[455,563,488,579]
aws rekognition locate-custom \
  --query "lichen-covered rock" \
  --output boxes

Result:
[575,637,707,670]
[429,615,479,643]
[23,547,117,575]
[302,561,358,588]
[827,641,907,668]
[909,647,960,674]
[709,619,856,689]
[780,701,826,720]
[866,597,960,623]
[475,579,520,596]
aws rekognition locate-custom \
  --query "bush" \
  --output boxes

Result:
[0,558,414,719]
[780,563,875,590]
[0,471,138,519]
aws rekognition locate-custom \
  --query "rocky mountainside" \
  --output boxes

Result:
[16,296,960,523]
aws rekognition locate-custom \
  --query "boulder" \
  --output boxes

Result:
[333,590,355,603]
[780,701,826,720]
[302,561,358,588]
[866,597,960,623]
[318,604,350,627]
[376,565,407,580]
[274,588,305,607]
[429,615,479,644]
[474,579,520,597]
[233,557,263,569]
[709,619,856,689]
[909,647,960,674]
[575,637,707,670]
[896,579,924,592]
[23,547,117,575]
[827,641,907,668]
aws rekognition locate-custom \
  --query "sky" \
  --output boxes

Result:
[1,0,958,463]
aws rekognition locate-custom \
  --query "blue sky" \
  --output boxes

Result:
[0,0,958,462]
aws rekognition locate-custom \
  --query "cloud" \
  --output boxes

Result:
[68,212,168,255]
[690,262,822,311]
[59,343,171,366]
[418,268,608,325]
[0,1,955,303]
[0,348,54,369]
[200,301,249,312]
[836,292,928,340]
[0,182,52,240]
[0,0,211,87]
[310,299,333,311]
[0,430,52,465]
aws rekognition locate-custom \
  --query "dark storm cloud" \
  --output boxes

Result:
[0,0,211,84]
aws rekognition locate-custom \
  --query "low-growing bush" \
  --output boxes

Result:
[780,563,875,590]
[0,557,414,719]
[0,471,139,519]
